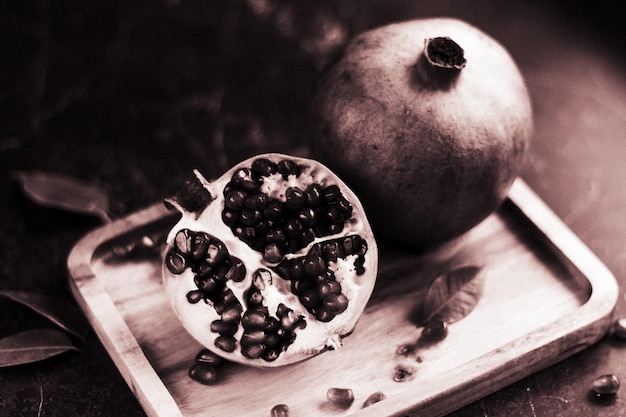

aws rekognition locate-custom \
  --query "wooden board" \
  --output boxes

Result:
[66,179,619,417]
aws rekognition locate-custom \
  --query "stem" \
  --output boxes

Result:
[415,37,466,89]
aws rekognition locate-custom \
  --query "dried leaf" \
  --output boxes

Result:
[13,170,111,222]
[419,265,485,326]
[0,328,81,367]
[0,290,90,341]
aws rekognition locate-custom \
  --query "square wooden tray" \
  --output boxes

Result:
[67,179,619,417]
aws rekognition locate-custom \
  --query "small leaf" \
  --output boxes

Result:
[13,170,111,222]
[0,328,81,367]
[419,265,485,326]
[0,290,90,341]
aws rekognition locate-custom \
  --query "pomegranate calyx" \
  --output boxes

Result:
[415,36,466,89]
[425,37,466,70]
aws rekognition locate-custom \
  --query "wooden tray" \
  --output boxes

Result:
[67,179,619,417]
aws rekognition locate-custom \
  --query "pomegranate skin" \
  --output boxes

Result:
[312,18,532,249]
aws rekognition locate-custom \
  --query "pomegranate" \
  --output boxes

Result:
[311,18,532,249]
[162,153,378,367]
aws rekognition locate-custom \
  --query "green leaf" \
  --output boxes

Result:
[419,265,485,326]
[0,328,81,367]
[0,290,90,341]
[13,170,111,222]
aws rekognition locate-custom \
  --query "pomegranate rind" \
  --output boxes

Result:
[162,153,378,368]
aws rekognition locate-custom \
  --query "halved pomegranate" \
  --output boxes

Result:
[162,153,378,367]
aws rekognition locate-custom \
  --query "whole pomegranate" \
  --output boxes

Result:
[311,18,532,249]
[162,153,377,367]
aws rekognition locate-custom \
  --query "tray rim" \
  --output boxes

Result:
[66,178,620,417]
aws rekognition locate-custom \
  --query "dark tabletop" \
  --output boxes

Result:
[1,1,625,416]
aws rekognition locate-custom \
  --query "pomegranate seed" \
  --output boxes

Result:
[242,310,268,330]
[255,220,270,235]
[342,235,361,255]
[231,168,259,192]
[421,320,448,342]
[190,232,211,260]
[298,207,317,226]
[221,209,237,227]
[336,196,353,217]
[210,320,238,335]
[264,332,280,348]
[393,366,414,382]
[318,279,341,298]
[205,241,227,265]
[188,362,218,385]
[285,187,306,210]
[593,374,620,395]
[290,278,314,295]
[283,218,303,238]
[245,193,269,210]
[323,293,348,315]
[239,226,256,242]
[198,276,224,294]
[280,310,305,331]
[327,387,354,409]
[220,305,243,323]
[305,183,323,207]
[266,228,287,244]
[253,268,272,290]
[195,349,223,366]
[300,228,316,246]
[316,309,335,322]
[275,303,290,318]
[263,348,280,362]
[299,289,320,310]
[247,287,264,306]
[323,185,341,202]
[224,190,248,210]
[221,289,239,305]
[251,158,277,178]
[362,391,386,408]
[326,207,345,225]
[240,330,266,346]
[186,290,203,304]
[304,254,326,276]
[174,229,193,254]
[214,335,236,352]
[240,209,262,226]
[193,259,214,276]
[277,159,299,179]
[270,404,289,417]
[165,250,187,274]
[225,257,246,282]
[241,343,266,359]
[328,223,344,234]
[264,243,283,263]
[263,200,284,221]
[321,241,339,261]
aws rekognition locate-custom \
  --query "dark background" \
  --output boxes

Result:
[1,0,625,416]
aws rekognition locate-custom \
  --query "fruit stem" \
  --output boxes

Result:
[415,37,466,89]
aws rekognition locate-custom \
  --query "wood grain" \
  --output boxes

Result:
[67,179,619,417]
